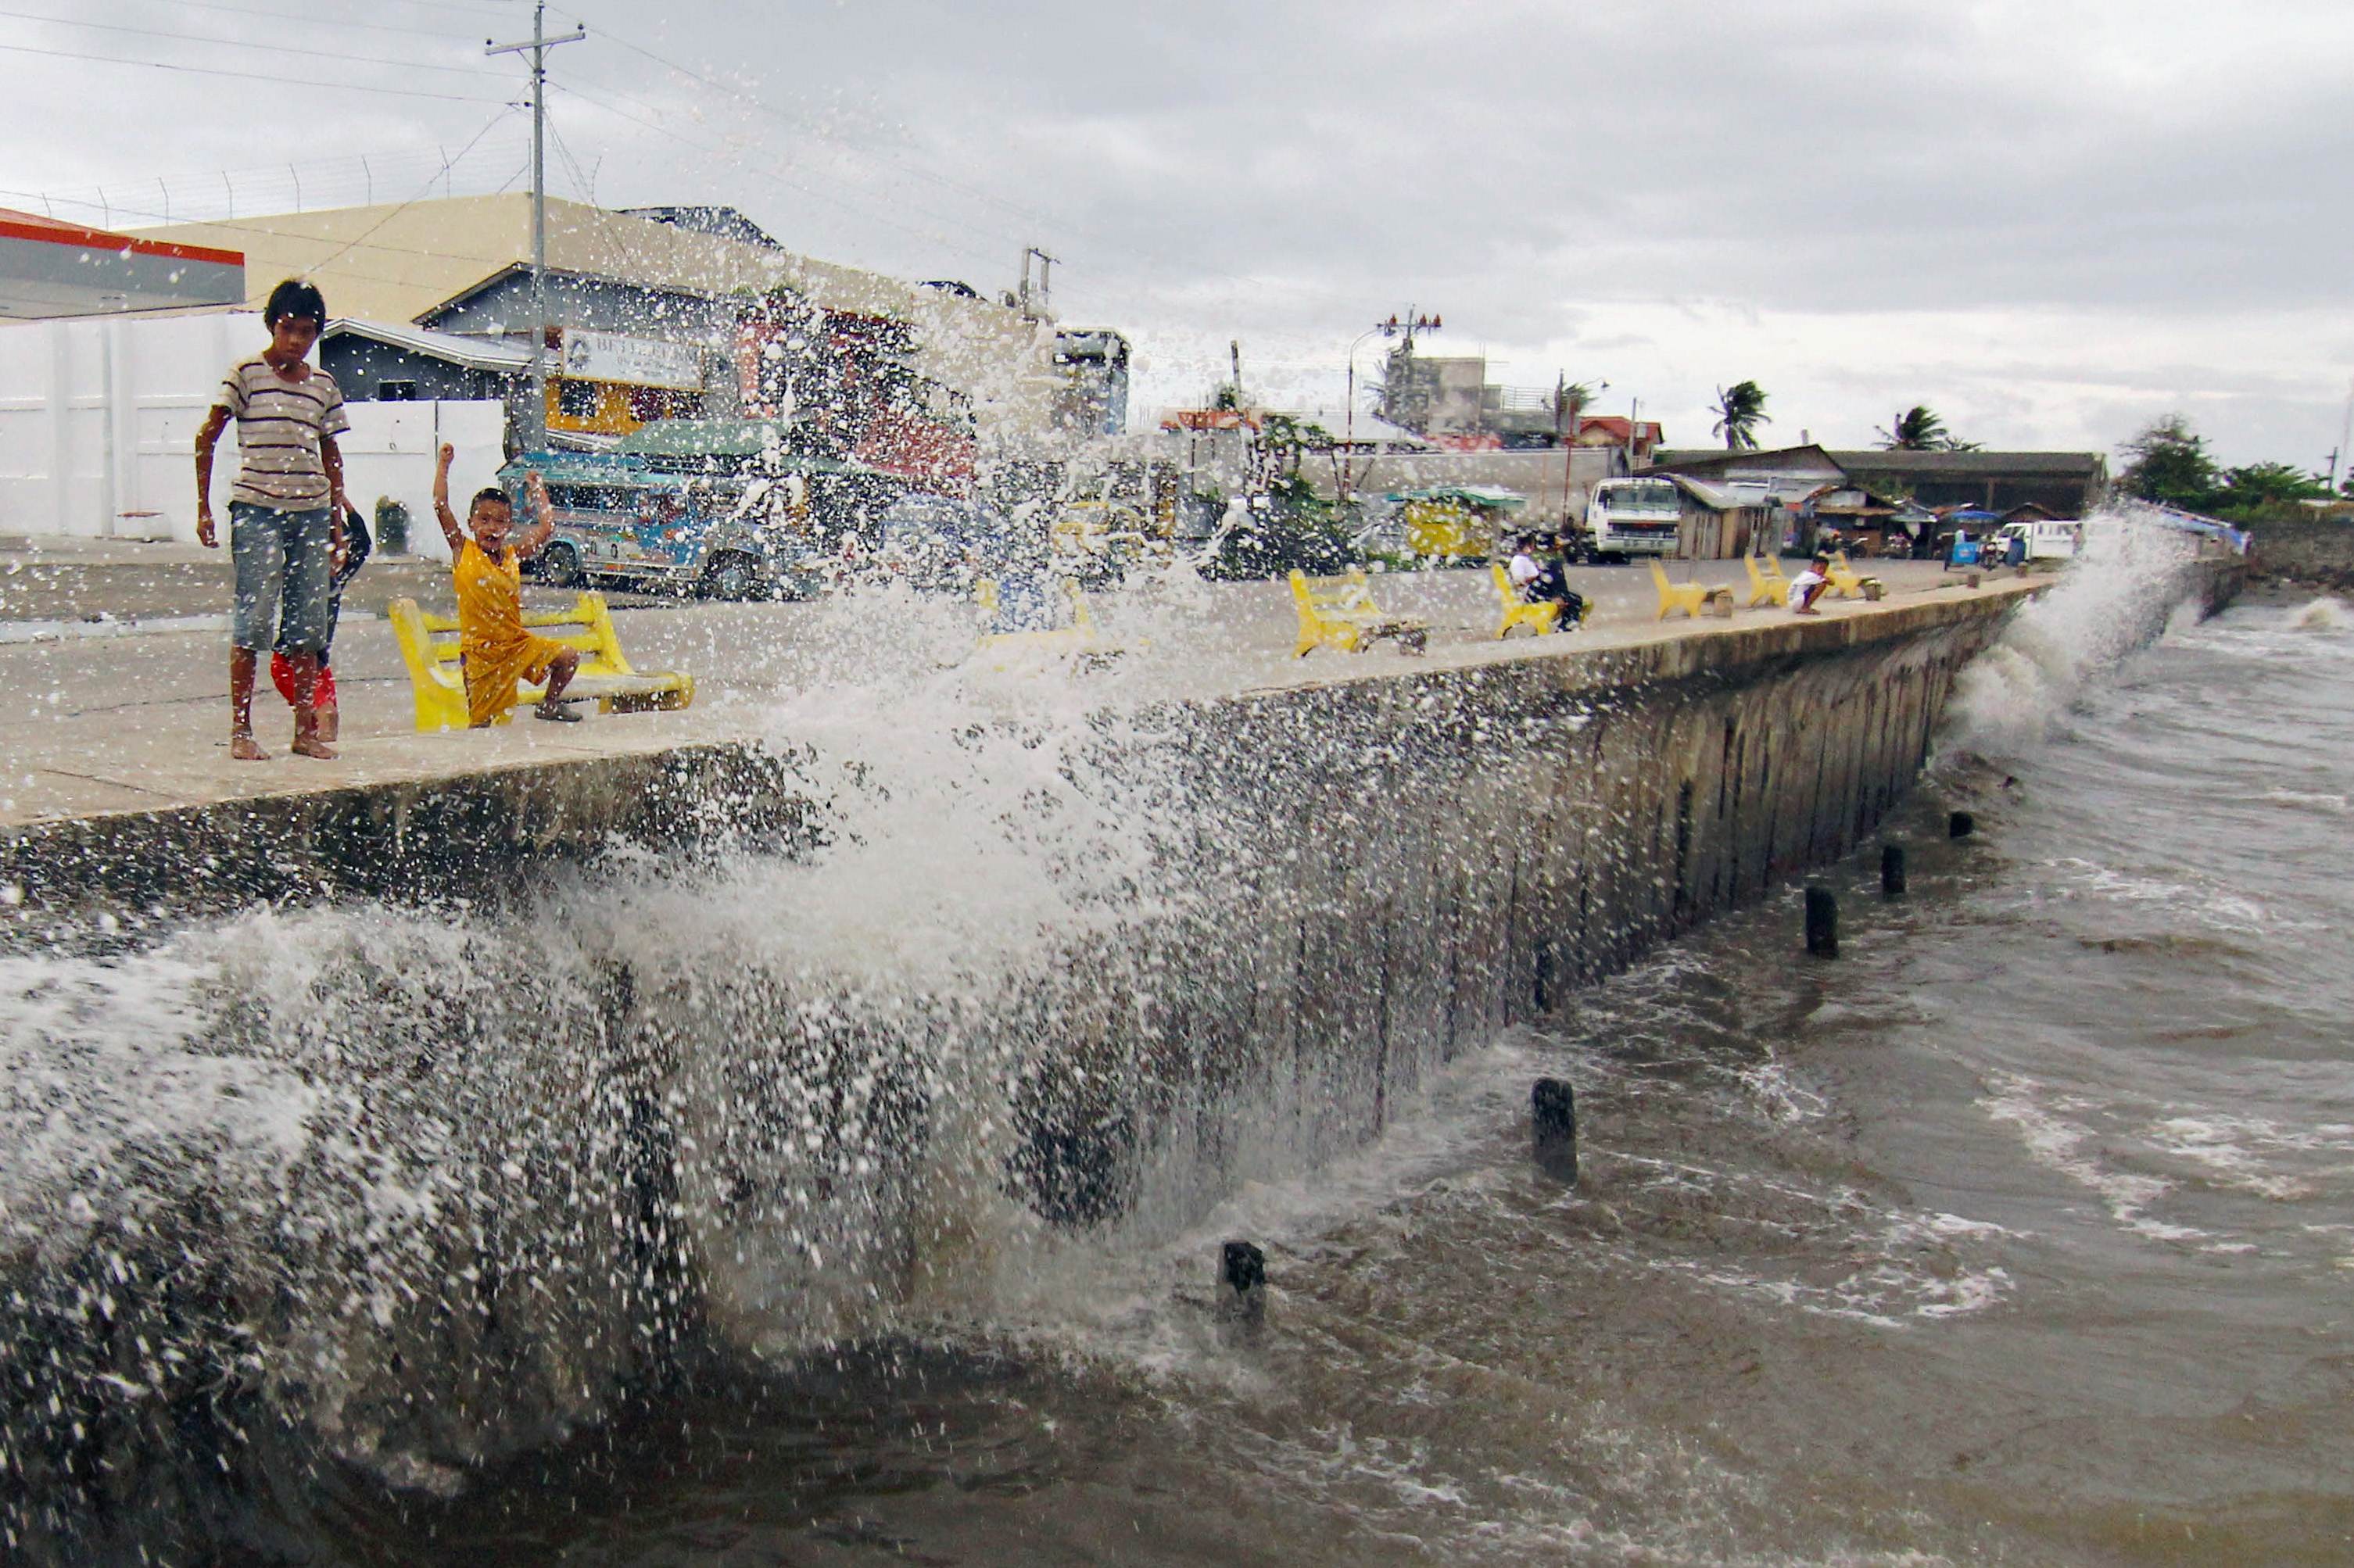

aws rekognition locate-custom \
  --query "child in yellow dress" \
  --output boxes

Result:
[433,443,581,725]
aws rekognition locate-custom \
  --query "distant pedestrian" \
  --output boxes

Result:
[192,278,349,761]
[1790,554,1832,615]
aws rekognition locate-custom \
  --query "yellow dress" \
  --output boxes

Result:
[454,539,564,726]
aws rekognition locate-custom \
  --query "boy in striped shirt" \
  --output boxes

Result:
[193,278,349,761]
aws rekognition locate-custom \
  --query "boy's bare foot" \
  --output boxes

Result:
[533,703,582,723]
[291,734,339,760]
[230,732,269,761]
[318,707,339,743]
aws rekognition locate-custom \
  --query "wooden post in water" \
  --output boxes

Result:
[1532,1078,1578,1183]
[1216,1240,1266,1331]
[1881,843,1908,897]
[1949,811,1976,839]
[1804,884,1839,958]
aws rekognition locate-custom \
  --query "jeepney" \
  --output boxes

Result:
[500,451,807,599]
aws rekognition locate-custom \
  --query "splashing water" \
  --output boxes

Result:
[1938,507,2206,758]
[2291,595,2351,632]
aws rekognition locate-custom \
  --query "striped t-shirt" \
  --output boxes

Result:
[213,355,351,510]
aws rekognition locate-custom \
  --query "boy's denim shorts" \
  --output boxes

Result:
[229,503,335,654]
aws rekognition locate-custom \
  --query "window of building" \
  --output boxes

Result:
[554,378,600,420]
[378,379,417,402]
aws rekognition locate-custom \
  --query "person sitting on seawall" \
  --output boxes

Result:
[1789,554,1833,616]
[1508,532,1589,625]
[191,277,349,761]
[1536,533,1588,623]
[267,500,370,743]
[1507,533,1546,597]
[432,442,581,726]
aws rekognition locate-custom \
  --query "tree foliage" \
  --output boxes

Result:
[2220,460,2332,510]
[2117,414,2341,521]
[2118,414,2221,509]
[1712,381,1771,450]
[1876,405,1980,451]
[1202,415,1356,579]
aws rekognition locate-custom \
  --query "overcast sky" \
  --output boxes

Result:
[6,0,2348,467]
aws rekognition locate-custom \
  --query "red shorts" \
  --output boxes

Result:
[268,650,338,709]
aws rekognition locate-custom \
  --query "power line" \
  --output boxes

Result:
[372,0,512,13]
[547,80,1016,268]
[0,6,511,74]
[561,8,1279,296]
[305,104,520,275]
[0,38,508,100]
[119,0,490,41]
[13,131,532,232]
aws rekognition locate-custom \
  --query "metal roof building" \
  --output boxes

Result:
[0,208,243,320]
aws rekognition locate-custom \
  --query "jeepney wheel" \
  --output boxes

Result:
[702,551,760,600]
[540,540,585,588]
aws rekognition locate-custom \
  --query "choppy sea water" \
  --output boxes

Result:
[267,592,2354,1564]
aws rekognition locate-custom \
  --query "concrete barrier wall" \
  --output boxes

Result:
[2248,514,2354,587]
[0,566,2239,1560]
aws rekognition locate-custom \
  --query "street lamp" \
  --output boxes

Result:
[1343,310,1441,507]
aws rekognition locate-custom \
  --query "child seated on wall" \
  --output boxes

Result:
[433,442,581,726]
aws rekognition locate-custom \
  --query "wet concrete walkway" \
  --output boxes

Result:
[0,553,2012,836]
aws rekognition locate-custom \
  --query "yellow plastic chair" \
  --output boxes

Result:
[1649,559,1715,620]
[1288,569,1428,656]
[386,591,694,732]
[974,576,1103,655]
[1744,554,1790,607]
[1492,563,1563,639]
[1825,552,1884,600]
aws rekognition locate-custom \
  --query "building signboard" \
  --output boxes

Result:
[559,328,703,391]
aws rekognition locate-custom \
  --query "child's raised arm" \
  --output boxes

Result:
[432,443,467,554]
[514,470,559,560]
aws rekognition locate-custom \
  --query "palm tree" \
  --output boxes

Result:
[1876,404,1983,451]
[1877,406,1947,449]
[1554,379,1599,435]
[1712,381,1770,450]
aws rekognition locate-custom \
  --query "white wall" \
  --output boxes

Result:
[0,311,500,557]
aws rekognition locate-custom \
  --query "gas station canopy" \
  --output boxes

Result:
[0,208,244,320]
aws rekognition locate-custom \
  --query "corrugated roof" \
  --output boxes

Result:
[132,194,1013,338]
[320,317,532,371]
[1826,449,2106,477]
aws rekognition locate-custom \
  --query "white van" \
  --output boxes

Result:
[1584,477,1684,560]
[1994,518,2091,561]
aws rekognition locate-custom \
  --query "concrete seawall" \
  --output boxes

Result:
[0,560,2241,1560]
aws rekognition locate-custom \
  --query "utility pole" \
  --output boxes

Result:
[2336,379,2354,493]
[1343,310,1439,506]
[1017,246,1060,320]
[489,2,585,453]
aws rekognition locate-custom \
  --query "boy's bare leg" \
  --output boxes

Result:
[288,652,338,760]
[228,647,268,760]
[533,646,582,718]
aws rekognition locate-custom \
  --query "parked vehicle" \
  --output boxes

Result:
[876,495,1019,593]
[1390,485,1527,561]
[1584,477,1683,560]
[501,452,806,599]
[1994,518,2100,561]
[1048,499,1152,584]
